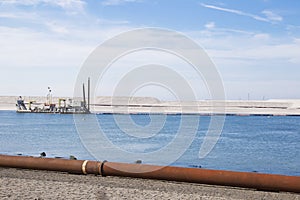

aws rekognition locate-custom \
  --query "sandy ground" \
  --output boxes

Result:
[0,167,299,200]
[1,96,300,115]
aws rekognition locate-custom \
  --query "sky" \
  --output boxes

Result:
[0,0,299,100]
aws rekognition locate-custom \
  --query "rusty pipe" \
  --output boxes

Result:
[0,154,300,193]
[103,162,300,193]
[0,154,101,175]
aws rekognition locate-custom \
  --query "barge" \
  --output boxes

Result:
[16,78,91,114]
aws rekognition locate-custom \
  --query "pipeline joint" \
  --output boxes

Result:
[81,160,88,175]
[100,160,107,177]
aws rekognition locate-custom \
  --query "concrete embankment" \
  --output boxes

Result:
[1,96,300,115]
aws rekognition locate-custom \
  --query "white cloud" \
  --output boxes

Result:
[1,0,86,14]
[45,21,69,34]
[0,1,298,99]
[101,0,142,6]
[253,33,270,40]
[49,0,86,14]
[190,32,300,102]
[262,10,283,22]
[0,13,25,19]
[1,23,299,98]
[0,0,37,6]
[204,22,215,29]
[0,11,39,20]
[0,26,90,68]
[204,34,300,64]
[200,27,254,39]
[96,18,130,25]
[188,29,300,82]
[200,3,278,23]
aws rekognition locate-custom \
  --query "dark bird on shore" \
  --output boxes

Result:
[135,160,142,164]
[69,155,77,160]
[40,152,46,157]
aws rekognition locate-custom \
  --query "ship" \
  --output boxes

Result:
[16,78,91,114]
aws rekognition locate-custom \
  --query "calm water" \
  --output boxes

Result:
[0,110,299,176]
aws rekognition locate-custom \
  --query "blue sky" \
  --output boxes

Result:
[0,0,299,100]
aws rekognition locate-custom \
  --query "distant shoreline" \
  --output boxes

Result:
[1,96,300,116]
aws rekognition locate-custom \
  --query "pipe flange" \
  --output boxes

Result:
[81,160,88,175]
[100,160,107,177]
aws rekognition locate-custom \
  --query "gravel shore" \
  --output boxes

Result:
[0,167,299,199]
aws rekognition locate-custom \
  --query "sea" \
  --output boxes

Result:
[0,110,299,176]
